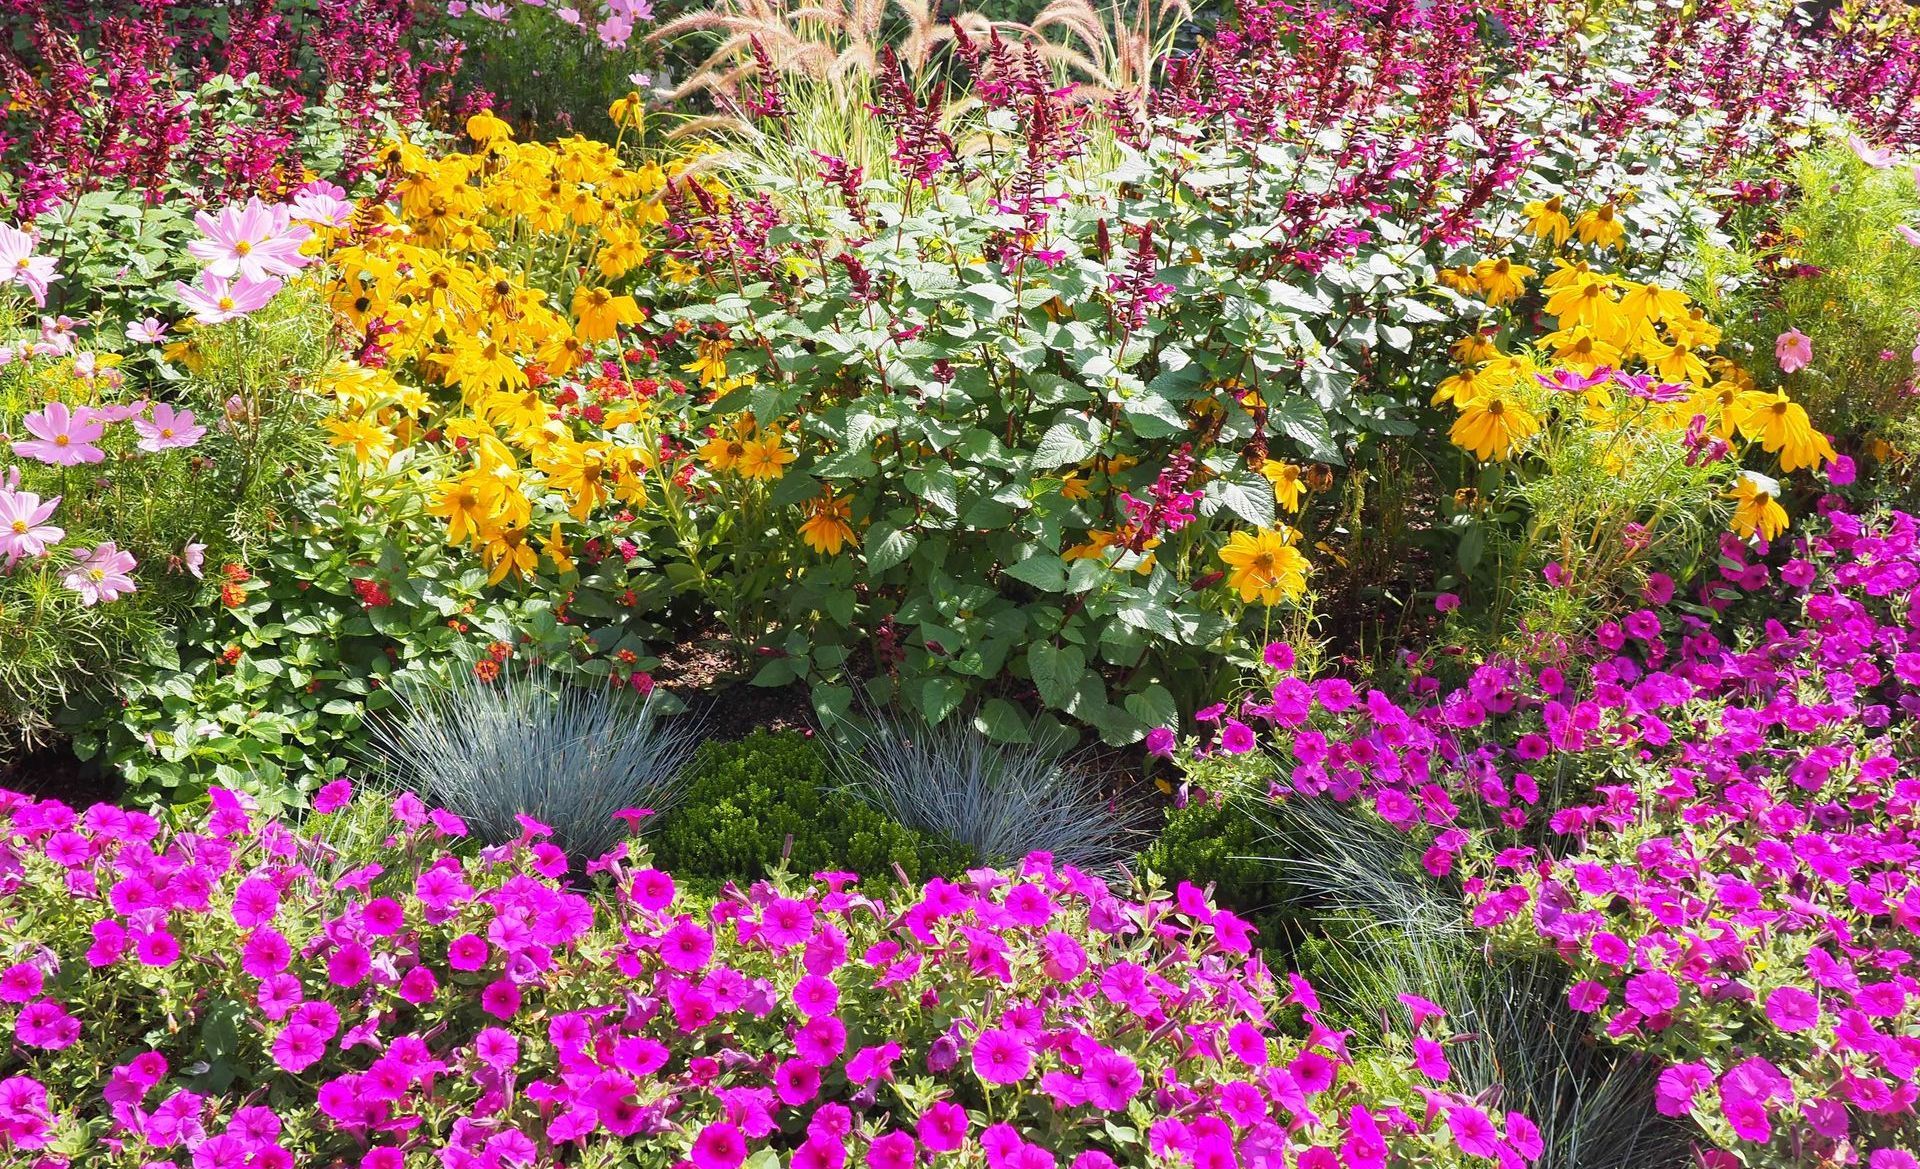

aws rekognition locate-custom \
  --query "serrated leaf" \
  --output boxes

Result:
[1003,552,1069,591]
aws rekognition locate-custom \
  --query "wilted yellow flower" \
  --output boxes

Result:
[1521,196,1571,246]
[1573,203,1626,249]
[465,109,514,146]
[1260,460,1305,512]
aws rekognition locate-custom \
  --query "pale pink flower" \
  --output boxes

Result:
[182,541,207,578]
[133,403,206,452]
[63,541,138,605]
[175,271,282,325]
[12,401,104,465]
[1850,135,1897,168]
[0,224,59,307]
[0,489,63,567]
[188,198,313,282]
[1775,328,1813,374]
[290,183,355,230]
[126,318,169,344]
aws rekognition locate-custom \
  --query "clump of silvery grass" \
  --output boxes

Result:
[1263,797,1689,1169]
[369,668,703,868]
[828,706,1136,871]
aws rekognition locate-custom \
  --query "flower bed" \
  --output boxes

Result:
[0,783,1540,1167]
[1157,502,1920,1164]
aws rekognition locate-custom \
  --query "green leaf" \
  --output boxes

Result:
[919,675,966,725]
[866,523,918,574]
[1028,643,1085,711]
[1002,552,1069,592]
[1209,471,1276,528]
[975,698,1034,744]
[1032,420,1097,469]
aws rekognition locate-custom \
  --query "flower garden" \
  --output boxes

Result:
[3,0,1920,1164]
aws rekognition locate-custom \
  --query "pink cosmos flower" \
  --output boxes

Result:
[12,401,103,465]
[1775,328,1813,374]
[133,402,206,452]
[182,541,206,578]
[0,224,59,306]
[1849,135,1898,167]
[175,270,283,325]
[126,317,169,344]
[0,489,63,566]
[188,198,314,282]
[62,541,138,606]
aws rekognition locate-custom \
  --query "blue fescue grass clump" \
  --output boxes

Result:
[369,668,703,867]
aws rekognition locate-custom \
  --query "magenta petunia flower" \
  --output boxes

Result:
[970,1027,1033,1085]
[690,1121,747,1169]
[1763,986,1820,1032]
[1445,1105,1502,1158]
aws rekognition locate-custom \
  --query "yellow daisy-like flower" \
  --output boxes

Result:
[1218,526,1312,605]
[737,434,795,480]
[1733,390,1837,473]
[1573,203,1626,249]
[1521,196,1571,247]
[798,492,857,556]
[1436,266,1480,295]
[571,286,644,343]
[1260,460,1305,513]
[1470,257,1534,307]
[1729,477,1789,541]
[322,416,394,465]
[1449,393,1541,462]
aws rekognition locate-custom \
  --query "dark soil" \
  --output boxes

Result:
[0,737,121,806]
[654,626,816,740]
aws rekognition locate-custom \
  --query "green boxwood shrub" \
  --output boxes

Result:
[650,730,949,884]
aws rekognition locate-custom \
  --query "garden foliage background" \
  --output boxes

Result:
[3,0,1920,1165]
